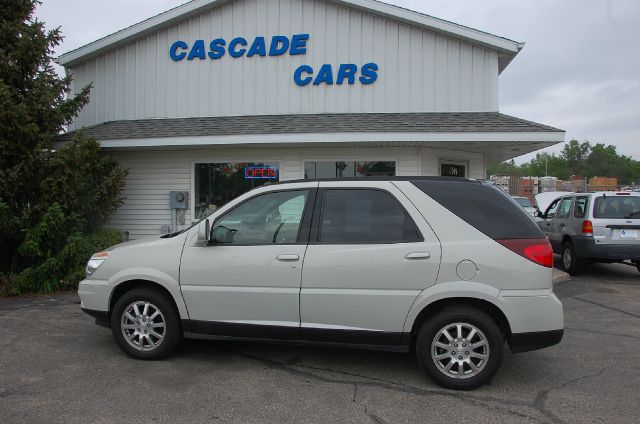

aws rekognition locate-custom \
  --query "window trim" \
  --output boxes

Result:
[310,187,424,245]
[207,188,316,247]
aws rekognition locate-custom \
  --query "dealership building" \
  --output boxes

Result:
[56,0,564,239]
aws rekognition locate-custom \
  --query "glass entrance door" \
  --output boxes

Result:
[194,162,279,220]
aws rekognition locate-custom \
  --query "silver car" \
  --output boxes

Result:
[537,191,640,274]
[79,177,563,390]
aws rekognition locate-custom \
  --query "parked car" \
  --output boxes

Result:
[79,177,563,390]
[512,196,537,217]
[536,191,640,274]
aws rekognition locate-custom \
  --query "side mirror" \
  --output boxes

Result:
[210,226,234,244]
[198,219,210,242]
[536,211,544,219]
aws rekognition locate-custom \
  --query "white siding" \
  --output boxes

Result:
[107,146,485,239]
[69,0,499,130]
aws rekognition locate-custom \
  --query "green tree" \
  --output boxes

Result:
[560,140,591,176]
[0,0,126,294]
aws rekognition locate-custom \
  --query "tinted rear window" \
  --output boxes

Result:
[411,180,544,239]
[593,196,640,219]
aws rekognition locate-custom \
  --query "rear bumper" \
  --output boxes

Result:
[572,236,640,261]
[510,329,564,353]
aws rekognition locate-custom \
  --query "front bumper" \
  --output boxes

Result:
[78,279,111,327]
[572,236,640,261]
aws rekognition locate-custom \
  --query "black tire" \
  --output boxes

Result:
[561,241,582,275]
[415,306,504,390]
[111,287,182,360]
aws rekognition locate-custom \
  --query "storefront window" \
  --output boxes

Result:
[194,162,279,220]
[304,161,395,179]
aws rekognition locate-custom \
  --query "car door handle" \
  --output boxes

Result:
[405,252,430,260]
[276,254,299,261]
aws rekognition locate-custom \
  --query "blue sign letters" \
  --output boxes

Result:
[169,34,379,86]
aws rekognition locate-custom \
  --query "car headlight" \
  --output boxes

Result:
[86,251,110,278]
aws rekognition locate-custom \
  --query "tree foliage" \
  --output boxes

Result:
[0,1,126,295]
[488,140,640,183]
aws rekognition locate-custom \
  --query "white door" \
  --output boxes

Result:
[300,181,441,345]
[180,188,314,337]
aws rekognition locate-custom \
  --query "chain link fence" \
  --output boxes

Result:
[489,175,640,207]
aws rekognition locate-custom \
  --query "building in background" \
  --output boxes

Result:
[55,0,564,238]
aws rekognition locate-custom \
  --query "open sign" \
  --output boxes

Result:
[244,167,278,179]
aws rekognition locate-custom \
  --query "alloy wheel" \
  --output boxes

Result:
[120,301,166,351]
[430,322,490,379]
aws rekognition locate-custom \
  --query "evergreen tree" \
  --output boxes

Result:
[0,0,126,294]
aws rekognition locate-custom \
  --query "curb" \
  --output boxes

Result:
[552,268,571,285]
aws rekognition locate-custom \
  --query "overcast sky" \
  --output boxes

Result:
[35,0,640,163]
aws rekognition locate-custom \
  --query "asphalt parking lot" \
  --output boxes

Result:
[1,261,640,424]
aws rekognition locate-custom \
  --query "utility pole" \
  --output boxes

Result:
[545,158,548,177]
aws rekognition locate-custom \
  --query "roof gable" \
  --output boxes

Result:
[56,0,523,72]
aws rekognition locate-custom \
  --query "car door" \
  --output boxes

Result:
[553,197,574,247]
[539,197,562,251]
[180,185,316,338]
[299,181,441,346]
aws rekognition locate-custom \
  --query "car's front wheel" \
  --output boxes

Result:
[111,287,182,359]
[415,306,504,390]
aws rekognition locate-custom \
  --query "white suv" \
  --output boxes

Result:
[79,177,564,390]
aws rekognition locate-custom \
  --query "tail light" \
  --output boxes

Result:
[497,239,553,268]
[582,220,593,236]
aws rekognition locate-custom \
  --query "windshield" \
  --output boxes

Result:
[514,197,533,208]
[593,196,640,219]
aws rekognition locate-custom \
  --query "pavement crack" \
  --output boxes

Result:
[352,383,387,424]
[533,366,610,424]
[569,296,640,319]
[231,350,546,423]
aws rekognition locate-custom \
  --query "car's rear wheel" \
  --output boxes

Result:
[415,306,504,390]
[111,287,182,359]
[562,241,582,275]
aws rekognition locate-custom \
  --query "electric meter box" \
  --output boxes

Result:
[170,191,189,209]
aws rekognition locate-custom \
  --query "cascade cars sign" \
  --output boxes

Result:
[169,34,378,86]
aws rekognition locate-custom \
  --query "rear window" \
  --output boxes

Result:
[411,180,544,239]
[593,195,640,219]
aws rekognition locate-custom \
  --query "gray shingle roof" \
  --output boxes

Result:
[58,112,563,142]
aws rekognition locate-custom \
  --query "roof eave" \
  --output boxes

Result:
[56,0,523,68]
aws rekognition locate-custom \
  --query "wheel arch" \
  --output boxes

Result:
[109,279,187,320]
[408,297,512,349]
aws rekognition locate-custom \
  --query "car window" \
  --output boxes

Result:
[412,181,544,239]
[319,189,422,243]
[546,199,561,219]
[514,197,532,208]
[574,196,588,218]
[213,190,309,245]
[593,196,640,219]
[556,198,573,219]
